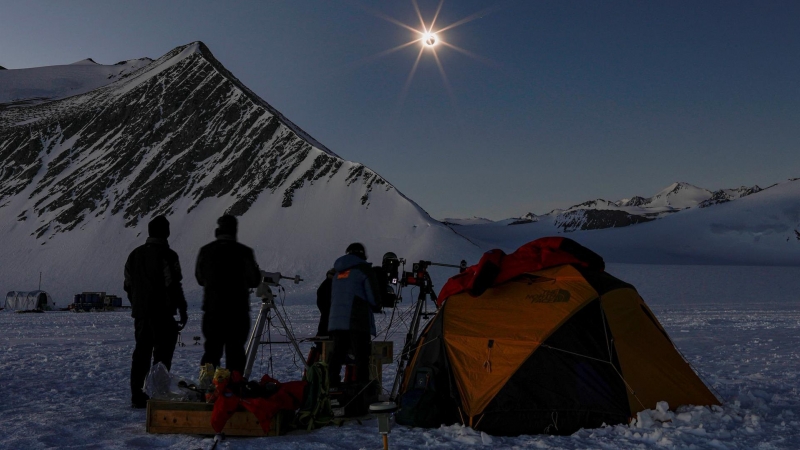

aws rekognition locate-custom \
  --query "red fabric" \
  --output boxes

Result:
[210,377,239,433]
[210,374,308,434]
[437,237,604,306]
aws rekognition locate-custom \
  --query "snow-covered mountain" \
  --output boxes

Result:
[0,57,153,106]
[452,178,800,266]
[494,181,765,232]
[2,42,797,306]
[0,42,481,304]
[442,216,495,226]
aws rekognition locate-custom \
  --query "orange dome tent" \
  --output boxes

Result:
[395,237,719,436]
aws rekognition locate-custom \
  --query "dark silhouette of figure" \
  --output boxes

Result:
[124,215,188,408]
[315,268,335,338]
[195,214,261,375]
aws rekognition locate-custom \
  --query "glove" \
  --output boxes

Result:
[177,310,188,331]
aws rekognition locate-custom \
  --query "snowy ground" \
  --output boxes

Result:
[1,264,799,449]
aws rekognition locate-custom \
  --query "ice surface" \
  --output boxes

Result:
[0,265,798,449]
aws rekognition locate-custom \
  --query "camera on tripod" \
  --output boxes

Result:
[400,261,431,288]
[255,271,303,300]
[400,259,468,288]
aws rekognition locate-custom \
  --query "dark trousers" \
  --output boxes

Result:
[131,316,179,401]
[328,330,372,384]
[200,312,250,374]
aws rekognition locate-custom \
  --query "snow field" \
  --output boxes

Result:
[1,265,799,449]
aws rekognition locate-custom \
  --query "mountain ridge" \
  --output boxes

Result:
[494,180,767,232]
[0,41,479,302]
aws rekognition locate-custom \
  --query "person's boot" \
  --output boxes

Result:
[198,363,215,390]
[206,367,231,403]
[131,392,150,409]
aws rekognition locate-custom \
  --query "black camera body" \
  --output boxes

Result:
[378,256,403,308]
[401,261,432,288]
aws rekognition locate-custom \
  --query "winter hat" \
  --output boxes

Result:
[346,242,367,260]
[148,215,170,239]
[215,214,238,237]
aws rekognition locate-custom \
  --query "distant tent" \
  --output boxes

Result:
[396,237,719,436]
[4,291,55,311]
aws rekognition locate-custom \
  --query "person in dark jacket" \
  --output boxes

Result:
[124,215,188,409]
[195,214,261,375]
[315,268,335,339]
[327,243,382,385]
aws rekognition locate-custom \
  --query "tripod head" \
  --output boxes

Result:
[400,259,467,292]
[256,270,303,301]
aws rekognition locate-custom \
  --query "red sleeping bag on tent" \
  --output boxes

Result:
[437,237,605,306]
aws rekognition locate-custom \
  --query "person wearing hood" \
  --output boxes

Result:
[124,215,188,409]
[195,214,261,376]
[327,242,382,385]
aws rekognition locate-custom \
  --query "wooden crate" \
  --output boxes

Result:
[146,400,284,436]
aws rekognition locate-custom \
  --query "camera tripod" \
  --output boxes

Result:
[389,260,464,402]
[243,272,308,380]
[388,273,436,400]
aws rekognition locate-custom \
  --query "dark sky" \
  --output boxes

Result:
[2,0,799,219]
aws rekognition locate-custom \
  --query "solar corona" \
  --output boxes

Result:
[358,0,496,106]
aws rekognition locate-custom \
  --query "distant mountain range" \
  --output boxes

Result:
[1,42,798,305]
[500,181,767,232]
[446,178,800,266]
[0,57,153,106]
[443,181,775,233]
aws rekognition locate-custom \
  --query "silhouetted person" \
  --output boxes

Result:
[315,268,335,339]
[327,243,381,385]
[124,215,188,409]
[195,214,261,375]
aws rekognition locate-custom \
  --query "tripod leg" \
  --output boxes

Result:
[244,302,270,379]
[390,290,427,401]
[271,307,310,371]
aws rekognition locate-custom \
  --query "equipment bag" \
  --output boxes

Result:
[294,362,337,430]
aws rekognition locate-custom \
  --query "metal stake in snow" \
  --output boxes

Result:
[370,402,398,450]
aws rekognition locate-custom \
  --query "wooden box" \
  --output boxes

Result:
[146,400,284,436]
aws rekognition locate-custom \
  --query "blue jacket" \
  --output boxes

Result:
[328,254,381,335]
